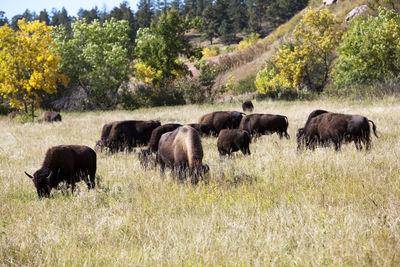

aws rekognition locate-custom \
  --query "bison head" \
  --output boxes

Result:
[24,168,54,198]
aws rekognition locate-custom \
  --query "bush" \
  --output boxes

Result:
[234,75,257,95]
[202,46,220,59]
[237,33,260,51]
[0,103,10,116]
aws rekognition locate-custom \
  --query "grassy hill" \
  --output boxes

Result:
[1,97,400,265]
[201,0,377,92]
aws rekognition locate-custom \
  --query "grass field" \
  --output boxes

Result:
[1,98,400,266]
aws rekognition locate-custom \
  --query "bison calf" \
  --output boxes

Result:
[157,126,209,184]
[217,129,251,156]
[242,101,254,113]
[25,145,97,198]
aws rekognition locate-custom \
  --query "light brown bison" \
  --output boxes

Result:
[217,129,251,156]
[239,113,289,139]
[138,123,182,167]
[96,120,161,153]
[40,111,62,122]
[157,126,209,184]
[298,112,378,151]
[242,100,254,113]
[199,111,245,136]
[24,145,96,198]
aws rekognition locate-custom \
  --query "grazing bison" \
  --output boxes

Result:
[187,123,212,136]
[40,111,62,122]
[98,120,161,153]
[242,100,254,113]
[24,145,96,198]
[296,109,329,149]
[138,123,182,167]
[298,112,378,151]
[157,126,209,184]
[199,111,245,136]
[217,129,251,156]
[95,122,114,152]
[239,113,290,139]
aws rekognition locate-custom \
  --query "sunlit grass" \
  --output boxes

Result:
[1,98,400,265]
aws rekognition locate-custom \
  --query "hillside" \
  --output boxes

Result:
[201,0,373,91]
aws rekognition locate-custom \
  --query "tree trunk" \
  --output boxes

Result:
[31,97,35,122]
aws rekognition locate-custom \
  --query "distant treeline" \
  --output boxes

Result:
[0,0,308,45]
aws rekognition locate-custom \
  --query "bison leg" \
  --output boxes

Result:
[284,132,290,140]
[88,171,96,189]
[241,146,250,155]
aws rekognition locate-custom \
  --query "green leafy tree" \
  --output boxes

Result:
[135,9,196,85]
[51,18,130,108]
[136,0,154,29]
[256,8,341,94]
[333,8,400,87]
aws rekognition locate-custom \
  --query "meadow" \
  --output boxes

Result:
[1,98,400,266]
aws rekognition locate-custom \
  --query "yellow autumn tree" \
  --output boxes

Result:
[255,8,341,94]
[0,19,67,121]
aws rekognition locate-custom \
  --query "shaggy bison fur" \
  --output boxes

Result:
[96,120,161,153]
[242,101,254,113]
[40,111,62,122]
[157,126,209,184]
[239,113,289,139]
[138,123,182,167]
[24,145,96,198]
[199,111,244,136]
[297,112,378,151]
[217,129,251,156]
[187,123,212,136]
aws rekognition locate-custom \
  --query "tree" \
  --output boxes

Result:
[0,19,66,121]
[51,18,130,108]
[333,7,400,87]
[136,0,154,29]
[135,9,196,84]
[106,1,138,47]
[0,11,7,26]
[255,8,341,94]
[38,9,50,25]
[265,0,308,27]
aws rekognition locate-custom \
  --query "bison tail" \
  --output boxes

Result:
[368,120,378,138]
[284,116,289,128]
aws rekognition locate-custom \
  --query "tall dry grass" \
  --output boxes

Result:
[1,98,400,265]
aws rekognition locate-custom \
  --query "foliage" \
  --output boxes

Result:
[265,0,309,27]
[237,33,260,51]
[175,60,221,104]
[135,9,195,85]
[0,19,66,121]
[255,8,341,95]
[333,8,400,87]
[233,75,257,95]
[51,18,130,109]
[133,62,162,84]
[202,46,220,59]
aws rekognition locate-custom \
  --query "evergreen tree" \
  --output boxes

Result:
[265,0,308,27]
[136,0,154,28]
[38,9,50,25]
[106,1,138,47]
[0,11,7,26]
[78,7,100,23]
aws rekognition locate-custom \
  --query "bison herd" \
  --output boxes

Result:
[23,102,378,198]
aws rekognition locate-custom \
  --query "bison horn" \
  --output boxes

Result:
[46,171,53,182]
[24,171,33,179]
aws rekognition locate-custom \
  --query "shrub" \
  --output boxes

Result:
[202,46,220,59]
[237,33,260,51]
[234,75,257,95]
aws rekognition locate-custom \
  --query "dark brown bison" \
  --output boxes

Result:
[296,109,329,149]
[239,113,290,139]
[24,145,96,198]
[242,100,254,113]
[97,120,161,153]
[138,123,182,167]
[199,111,245,136]
[187,123,212,136]
[298,112,378,151]
[157,126,209,184]
[217,129,251,156]
[40,111,62,122]
[95,122,114,152]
